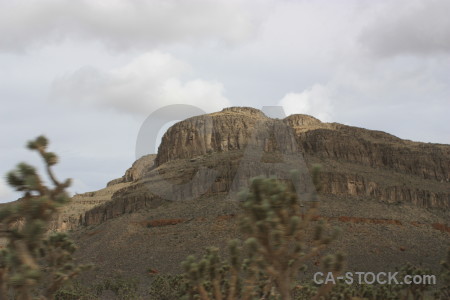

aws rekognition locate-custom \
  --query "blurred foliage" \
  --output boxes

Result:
[0,136,90,300]
[55,276,140,300]
[180,167,343,300]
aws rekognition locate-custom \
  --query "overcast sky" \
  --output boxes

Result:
[1,0,449,202]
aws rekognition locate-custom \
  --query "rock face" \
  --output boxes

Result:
[154,107,270,166]
[294,123,449,181]
[64,107,450,228]
[51,155,157,230]
[155,108,449,183]
[107,154,156,186]
[153,106,449,199]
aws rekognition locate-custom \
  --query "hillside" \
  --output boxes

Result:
[51,107,449,288]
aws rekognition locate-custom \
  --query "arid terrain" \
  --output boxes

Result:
[46,107,449,291]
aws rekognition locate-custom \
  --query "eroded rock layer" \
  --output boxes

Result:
[60,107,450,229]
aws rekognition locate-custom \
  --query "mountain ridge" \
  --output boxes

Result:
[54,107,449,231]
[51,107,450,231]
[41,107,449,287]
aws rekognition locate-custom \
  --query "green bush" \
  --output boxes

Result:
[0,136,89,300]
[146,274,184,300]
[180,168,343,300]
[147,248,450,300]
[294,252,450,300]
[55,276,140,300]
[178,168,450,300]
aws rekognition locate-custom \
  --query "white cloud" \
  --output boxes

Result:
[0,0,266,52]
[0,0,449,208]
[277,55,450,144]
[358,0,450,57]
[279,85,334,122]
[50,51,231,115]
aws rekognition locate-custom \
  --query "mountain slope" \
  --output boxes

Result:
[56,107,449,286]
[63,107,449,228]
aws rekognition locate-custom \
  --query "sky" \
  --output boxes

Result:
[1,0,449,202]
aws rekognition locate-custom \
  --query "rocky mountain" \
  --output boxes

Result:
[51,107,449,285]
[57,107,449,230]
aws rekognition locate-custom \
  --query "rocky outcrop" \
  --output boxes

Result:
[319,172,449,208]
[81,193,165,226]
[157,107,449,203]
[69,107,450,228]
[106,154,156,187]
[155,108,449,183]
[154,107,269,166]
[296,126,450,181]
[51,155,157,230]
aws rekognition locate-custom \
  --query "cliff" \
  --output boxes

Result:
[60,107,450,229]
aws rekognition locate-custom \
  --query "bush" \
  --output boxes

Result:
[179,168,450,300]
[55,276,140,300]
[0,136,89,300]
[295,251,450,299]
[180,168,343,300]
[146,274,184,300]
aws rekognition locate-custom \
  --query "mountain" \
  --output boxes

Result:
[53,107,449,286]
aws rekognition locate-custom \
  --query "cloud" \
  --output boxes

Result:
[358,0,450,57]
[277,56,450,144]
[279,84,334,122]
[0,0,266,52]
[50,51,231,115]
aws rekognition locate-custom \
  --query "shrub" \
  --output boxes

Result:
[180,168,343,300]
[55,276,141,300]
[147,274,184,300]
[0,136,89,300]
[295,250,450,299]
